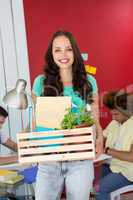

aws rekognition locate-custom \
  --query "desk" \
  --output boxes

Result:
[0,178,23,196]
[0,154,111,198]
[93,153,112,163]
[0,154,111,168]
[0,162,31,171]
[0,154,111,169]
[0,153,31,170]
[0,160,32,198]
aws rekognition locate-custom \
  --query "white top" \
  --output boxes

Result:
[0,131,8,144]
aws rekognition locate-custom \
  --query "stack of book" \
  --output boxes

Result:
[0,169,24,185]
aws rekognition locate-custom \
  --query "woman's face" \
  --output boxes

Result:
[52,35,74,69]
[110,109,128,123]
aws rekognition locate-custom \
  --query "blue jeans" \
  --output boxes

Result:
[96,164,132,200]
[35,160,94,200]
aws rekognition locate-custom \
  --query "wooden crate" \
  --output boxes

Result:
[17,127,95,164]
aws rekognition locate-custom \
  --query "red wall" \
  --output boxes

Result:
[23,0,133,127]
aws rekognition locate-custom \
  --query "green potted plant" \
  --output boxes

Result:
[61,107,94,129]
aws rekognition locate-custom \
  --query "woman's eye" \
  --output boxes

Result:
[54,49,60,52]
[67,48,73,51]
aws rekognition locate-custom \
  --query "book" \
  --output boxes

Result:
[2,174,24,185]
[0,169,18,182]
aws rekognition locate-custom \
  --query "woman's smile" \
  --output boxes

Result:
[59,58,70,64]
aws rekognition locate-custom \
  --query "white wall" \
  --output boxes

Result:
[0,0,31,153]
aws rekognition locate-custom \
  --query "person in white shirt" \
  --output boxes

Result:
[0,106,18,164]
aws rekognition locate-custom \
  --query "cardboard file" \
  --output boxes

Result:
[35,97,71,129]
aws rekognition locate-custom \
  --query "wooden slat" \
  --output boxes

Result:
[17,127,93,139]
[19,143,94,155]
[19,151,95,163]
[18,135,93,147]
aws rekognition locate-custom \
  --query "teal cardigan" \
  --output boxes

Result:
[32,74,98,146]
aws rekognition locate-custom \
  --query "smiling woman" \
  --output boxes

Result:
[32,30,103,200]
[52,35,74,86]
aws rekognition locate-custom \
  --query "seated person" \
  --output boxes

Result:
[96,91,133,200]
[0,106,18,164]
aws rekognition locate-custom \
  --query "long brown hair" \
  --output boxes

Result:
[42,30,93,103]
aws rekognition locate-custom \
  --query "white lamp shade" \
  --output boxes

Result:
[3,79,28,109]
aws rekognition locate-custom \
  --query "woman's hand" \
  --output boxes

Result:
[75,123,89,128]
[94,121,103,158]
[95,135,103,158]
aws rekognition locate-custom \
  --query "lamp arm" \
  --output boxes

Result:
[26,92,35,132]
